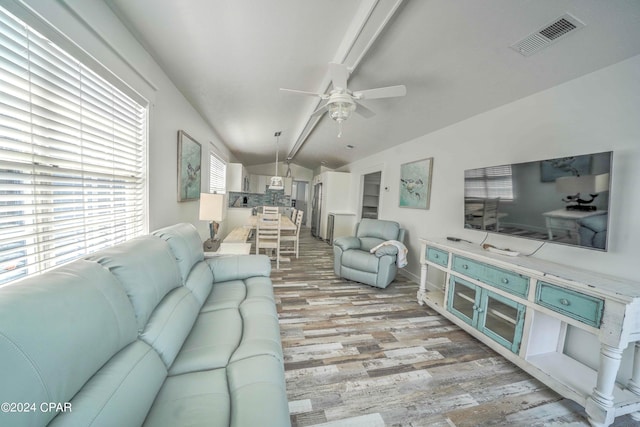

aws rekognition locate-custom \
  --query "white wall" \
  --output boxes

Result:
[342,54,640,282]
[18,0,233,239]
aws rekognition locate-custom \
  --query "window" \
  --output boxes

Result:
[464,165,514,200]
[209,151,226,194]
[0,7,147,286]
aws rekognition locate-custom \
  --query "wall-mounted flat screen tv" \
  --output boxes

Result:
[464,151,612,251]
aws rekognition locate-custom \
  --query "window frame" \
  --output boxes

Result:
[0,5,148,286]
[464,165,514,201]
[209,149,227,194]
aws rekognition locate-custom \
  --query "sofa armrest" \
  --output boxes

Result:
[333,236,361,251]
[206,255,271,283]
[373,245,398,257]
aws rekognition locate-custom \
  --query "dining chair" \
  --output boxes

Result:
[466,197,501,231]
[280,210,303,259]
[262,206,279,216]
[290,207,298,221]
[255,213,281,269]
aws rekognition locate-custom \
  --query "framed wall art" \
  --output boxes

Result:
[399,157,433,209]
[177,130,202,202]
[540,154,592,182]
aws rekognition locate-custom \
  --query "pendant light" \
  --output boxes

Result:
[269,131,284,190]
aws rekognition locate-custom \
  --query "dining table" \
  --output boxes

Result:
[246,214,297,232]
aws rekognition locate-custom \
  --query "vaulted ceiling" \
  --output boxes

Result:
[106,0,640,170]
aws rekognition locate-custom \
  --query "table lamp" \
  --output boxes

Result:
[556,173,609,211]
[199,193,226,250]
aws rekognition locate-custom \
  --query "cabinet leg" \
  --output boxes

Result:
[586,344,624,427]
[628,342,640,421]
[417,264,427,305]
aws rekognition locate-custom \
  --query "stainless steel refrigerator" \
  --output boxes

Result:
[311,183,322,238]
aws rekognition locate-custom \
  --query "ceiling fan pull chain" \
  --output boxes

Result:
[337,121,343,138]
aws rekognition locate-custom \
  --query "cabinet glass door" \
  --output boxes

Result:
[478,290,525,353]
[447,276,479,326]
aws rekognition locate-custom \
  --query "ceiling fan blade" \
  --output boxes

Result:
[353,85,406,100]
[328,62,349,90]
[355,102,376,119]
[311,103,329,117]
[280,88,326,98]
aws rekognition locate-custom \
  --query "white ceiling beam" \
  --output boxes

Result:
[286,0,404,162]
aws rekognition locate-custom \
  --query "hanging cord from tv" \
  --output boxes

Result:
[523,241,546,257]
[477,232,545,256]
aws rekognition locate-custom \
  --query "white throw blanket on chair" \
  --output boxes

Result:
[369,240,408,268]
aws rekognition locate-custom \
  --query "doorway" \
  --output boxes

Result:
[362,171,381,219]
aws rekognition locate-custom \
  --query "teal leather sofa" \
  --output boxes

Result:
[0,223,290,427]
[333,219,406,289]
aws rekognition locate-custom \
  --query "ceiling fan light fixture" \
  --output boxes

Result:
[328,96,356,123]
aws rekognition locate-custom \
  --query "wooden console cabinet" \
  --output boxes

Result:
[418,238,640,427]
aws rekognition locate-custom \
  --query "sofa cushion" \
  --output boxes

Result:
[227,356,290,427]
[185,261,214,306]
[88,236,182,332]
[144,368,230,427]
[153,222,205,285]
[50,341,167,427]
[141,286,201,367]
[201,277,275,313]
[0,260,138,427]
[170,282,282,375]
[207,254,271,283]
[230,299,283,363]
[169,308,242,375]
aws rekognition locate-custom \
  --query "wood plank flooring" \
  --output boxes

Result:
[266,229,636,427]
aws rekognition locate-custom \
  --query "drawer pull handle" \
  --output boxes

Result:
[501,278,509,284]
[434,254,439,258]
[559,298,571,306]
[462,264,469,270]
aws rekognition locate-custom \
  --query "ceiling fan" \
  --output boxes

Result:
[280,62,406,137]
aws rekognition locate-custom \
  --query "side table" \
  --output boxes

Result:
[204,242,252,257]
[542,209,606,243]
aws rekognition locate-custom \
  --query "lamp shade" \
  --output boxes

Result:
[199,193,226,221]
[556,173,610,194]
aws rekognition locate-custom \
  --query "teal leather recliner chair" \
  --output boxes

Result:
[333,218,406,288]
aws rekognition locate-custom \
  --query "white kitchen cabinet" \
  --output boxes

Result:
[226,163,248,192]
[249,175,268,194]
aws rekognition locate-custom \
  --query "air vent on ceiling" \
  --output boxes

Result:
[510,13,585,57]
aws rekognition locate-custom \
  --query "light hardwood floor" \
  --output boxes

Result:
[266,229,636,427]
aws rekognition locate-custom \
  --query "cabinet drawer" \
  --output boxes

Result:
[452,256,529,298]
[535,281,604,328]
[426,247,449,267]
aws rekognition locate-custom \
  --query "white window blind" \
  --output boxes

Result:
[0,7,147,286]
[209,151,226,193]
[464,165,514,200]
